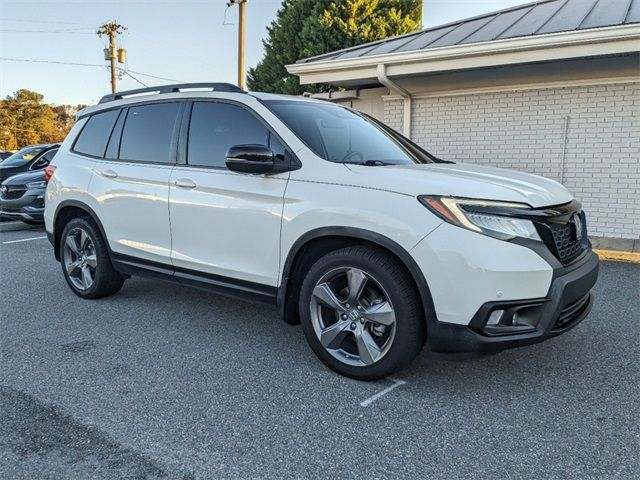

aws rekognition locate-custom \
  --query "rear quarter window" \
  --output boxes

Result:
[73,110,120,158]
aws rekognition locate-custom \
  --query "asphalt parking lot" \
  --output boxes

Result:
[1,221,638,480]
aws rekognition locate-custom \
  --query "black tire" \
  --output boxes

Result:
[299,246,426,381]
[59,216,124,299]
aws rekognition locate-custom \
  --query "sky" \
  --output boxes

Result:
[0,0,533,105]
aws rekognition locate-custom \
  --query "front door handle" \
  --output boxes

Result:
[99,169,118,178]
[174,178,197,189]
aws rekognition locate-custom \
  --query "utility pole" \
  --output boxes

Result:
[97,21,127,93]
[228,0,248,90]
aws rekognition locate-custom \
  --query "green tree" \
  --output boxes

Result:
[0,90,84,149]
[247,0,318,95]
[247,0,422,95]
[0,100,18,150]
[1,89,56,147]
[302,0,422,59]
[52,104,87,139]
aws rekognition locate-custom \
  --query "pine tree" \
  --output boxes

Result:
[247,0,318,95]
[247,0,422,95]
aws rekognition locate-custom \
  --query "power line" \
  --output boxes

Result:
[2,125,69,134]
[1,57,184,85]
[0,17,95,27]
[222,4,234,26]
[126,69,184,83]
[0,57,104,67]
[0,29,95,34]
[1,26,93,31]
[124,71,148,87]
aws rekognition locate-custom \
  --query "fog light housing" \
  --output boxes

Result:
[471,300,549,336]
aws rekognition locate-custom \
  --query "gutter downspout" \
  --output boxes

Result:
[377,64,412,138]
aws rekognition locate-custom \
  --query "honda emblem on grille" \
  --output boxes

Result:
[572,214,583,241]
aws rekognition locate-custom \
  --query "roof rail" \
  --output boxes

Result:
[98,82,245,104]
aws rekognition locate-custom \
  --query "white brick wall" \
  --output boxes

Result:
[383,100,405,133]
[384,83,640,240]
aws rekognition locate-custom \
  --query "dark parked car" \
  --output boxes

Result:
[0,144,60,182]
[0,169,47,224]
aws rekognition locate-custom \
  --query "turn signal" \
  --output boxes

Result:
[44,165,57,184]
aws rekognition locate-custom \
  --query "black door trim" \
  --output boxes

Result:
[111,252,277,305]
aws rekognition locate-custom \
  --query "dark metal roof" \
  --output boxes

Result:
[297,0,640,64]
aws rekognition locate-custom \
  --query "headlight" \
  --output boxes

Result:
[418,195,541,242]
[27,181,47,189]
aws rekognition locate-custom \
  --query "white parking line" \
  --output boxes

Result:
[360,378,407,407]
[2,235,48,245]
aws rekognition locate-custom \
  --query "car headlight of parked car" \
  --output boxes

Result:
[418,195,541,242]
[26,181,47,189]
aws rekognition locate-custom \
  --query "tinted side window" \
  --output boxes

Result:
[119,103,180,163]
[42,148,59,161]
[187,102,269,168]
[73,110,120,158]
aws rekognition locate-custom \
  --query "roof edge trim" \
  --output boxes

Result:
[287,24,640,79]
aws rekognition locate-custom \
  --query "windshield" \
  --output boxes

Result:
[263,100,434,165]
[0,146,46,167]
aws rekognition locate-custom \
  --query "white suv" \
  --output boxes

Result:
[44,83,599,380]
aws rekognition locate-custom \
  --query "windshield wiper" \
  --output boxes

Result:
[342,160,391,166]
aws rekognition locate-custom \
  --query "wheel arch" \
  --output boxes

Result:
[53,200,110,262]
[278,227,438,330]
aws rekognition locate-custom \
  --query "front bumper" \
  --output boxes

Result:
[427,250,599,353]
[0,205,44,222]
[0,191,45,222]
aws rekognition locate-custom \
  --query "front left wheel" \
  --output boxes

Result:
[60,217,124,299]
[299,246,426,381]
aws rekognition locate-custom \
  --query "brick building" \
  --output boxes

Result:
[287,0,640,249]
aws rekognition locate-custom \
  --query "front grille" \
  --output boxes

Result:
[549,220,584,264]
[0,186,27,200]
[535,211,588,266]
[553,294,591,330]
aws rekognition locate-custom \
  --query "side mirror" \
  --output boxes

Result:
[225,144,275,174]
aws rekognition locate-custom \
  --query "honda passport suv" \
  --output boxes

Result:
[44,83,599,380]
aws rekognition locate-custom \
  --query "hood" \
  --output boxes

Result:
[1,169,44,187]
[0,164,25,181]
[345,162,573,208]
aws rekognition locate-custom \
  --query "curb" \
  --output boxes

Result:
[593,249,640,264]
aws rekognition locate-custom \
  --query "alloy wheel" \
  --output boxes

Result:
[309,267,397,367]
[63,227,97,291]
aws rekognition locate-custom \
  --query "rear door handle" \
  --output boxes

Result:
[99,169,118,178]
[174,178,197,189]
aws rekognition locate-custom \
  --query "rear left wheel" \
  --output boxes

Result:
[60,217,124,299]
